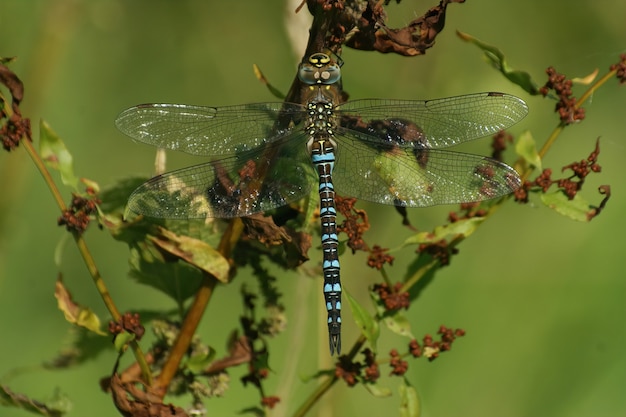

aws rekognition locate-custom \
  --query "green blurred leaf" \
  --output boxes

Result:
[0,385,71,417]
[383,312,414,340]
[113,331,136,353]
[53,233,71,269]
[571,68,599,85]
[239,406,265,417]
[44,327,109,369]
[185,347,216,373]
[369,288,414,339]
[54,279,106,335]
[457,30,540,95]
[540,190,595,222]
[403,216,485,246]
[363,381,392,398]
[253,63,285,99]
[129,247,204,303]
[98,177,148,216]
[404,254,439,303]
[399,378,420,417]
[515,131,542,170]
[345,289,379,351]
[39,120,79,189]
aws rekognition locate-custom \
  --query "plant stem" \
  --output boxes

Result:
[21,129,153,383]
[154,218,243,396]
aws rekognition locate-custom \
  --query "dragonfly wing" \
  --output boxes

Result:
[115,102,306,156]
[337,93,528,149]
[127,134,316,218]
[331,135,521,207]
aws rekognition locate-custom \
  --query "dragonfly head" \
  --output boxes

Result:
[298,53,341,86]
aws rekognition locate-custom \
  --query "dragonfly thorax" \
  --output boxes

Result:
[305,100,336,138]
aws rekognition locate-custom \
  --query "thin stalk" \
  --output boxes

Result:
[21,132,152,383]
[154,218,243,396]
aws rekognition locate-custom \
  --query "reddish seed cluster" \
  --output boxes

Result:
[539,67,585,125]
[491,130,514,162]
[417,239,458,266]
[58,193,101,234]
[609,53,626,84]
[372,282,410,312]
[362,349,380,383]
[322,0,344,12]
[448,201,486,223]
[515,139,603,203]
[389,349,408,376]
[367,245,394,270]
[1,112,31,151]
[261,396,280,409]
[408,339,422,358]
[334,349,381,386]
[335,196,370,253]
[257,368,269,379]
[335,355,362,387]
[334,325,466,387]
[108,312,145,340]
[562,138,601,180]
[408,326,465,362]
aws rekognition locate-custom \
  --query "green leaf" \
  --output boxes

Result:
[149,227,230,284]
[457,31,540,95]
[540,191,595,222]
[404,254,439,303]
[515,131,542,170]
[128,247,204,303]
[253,63,285,100]
[0,385,71,417]
[344,289,379,351]
[239,406,265,417]
[53,233,71,269]
[399,378,421,417]
[113,331,136,353]
[39,120,79,189]
[100,177,231,301]
[44,327,110,369]
[362,381,392,398]
[300,368,335,383]
[54,279,106,335]
[186,347,216,373]
[98,177,148,216]
[369,288,414,339]
[403,216,485,246]
[383,312,414,340]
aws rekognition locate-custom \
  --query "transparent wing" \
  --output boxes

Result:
[337,93,528,149]
[126,134,316,218]
[115,102,306,156]
[332,134,521,207]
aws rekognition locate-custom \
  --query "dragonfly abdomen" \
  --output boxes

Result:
[310,136,342,355]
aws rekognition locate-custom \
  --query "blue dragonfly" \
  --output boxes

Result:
[116,53,528,355]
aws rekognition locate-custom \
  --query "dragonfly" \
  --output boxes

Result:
[115,52,528,355]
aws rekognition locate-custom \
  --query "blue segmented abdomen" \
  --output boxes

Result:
[311,140,342,355]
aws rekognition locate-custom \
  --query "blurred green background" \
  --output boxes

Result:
[1,1,625,416]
